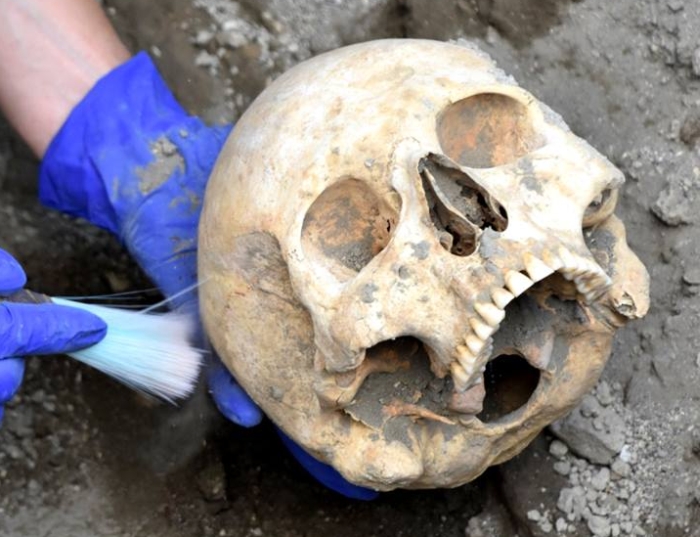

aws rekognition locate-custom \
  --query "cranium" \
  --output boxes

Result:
[198,39,649,490]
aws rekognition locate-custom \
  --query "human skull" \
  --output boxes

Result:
[198,39,649,490]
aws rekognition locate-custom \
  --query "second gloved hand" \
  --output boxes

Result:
[37,52,377,499]
[39,52,263,428]
[0,248,107,425]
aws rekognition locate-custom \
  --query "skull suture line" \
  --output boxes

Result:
[199,39,649,490]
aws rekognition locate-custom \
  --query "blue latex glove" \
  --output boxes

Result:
[0,248,107,425]
[38,52,377,499]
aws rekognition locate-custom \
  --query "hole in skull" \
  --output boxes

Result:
[477,354,540,423]
[421,158,507,256]
[583,187,618,228]
[437,93,544,169]
[302,179,397,279]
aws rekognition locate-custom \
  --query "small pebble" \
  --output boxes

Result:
[588,514,612,537]
[527,509,541,521]
[611,459,631,478]
[591,468,611,491]
[555,518,568,532]
[554,461,571,476]
[549,440,569,458]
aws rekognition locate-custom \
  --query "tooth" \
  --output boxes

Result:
[557,246,577,268]
[491,287,515,309]
[523,253,554,282]
[465,333,485,355]
[456,345,477,374]
[475,302,505,326]
[451,362,471,391]
[504,270,534,296]
[470,317,496,340]
[541,249,563,270]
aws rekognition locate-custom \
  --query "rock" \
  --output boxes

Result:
[680,111,700,146]
[596,381,614,406]
[549,440,569,458]
[527,509,542,521]
[193,29,215,46]
[682,267,700,286]
[591,468,611,491]
[580,395,600,418]
[588,515,612,537]
[557,486,587,522]
[195,458,227,502]
[553,461,571,476]
[652,160,700,226]
[550,401,626,465]
[194,51,220,69]
[611,459,631,478]
[555,518,568,532]
[217,29,249,49]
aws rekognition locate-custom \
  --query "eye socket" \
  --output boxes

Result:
[437,93,545,169]
[301,179,397,280]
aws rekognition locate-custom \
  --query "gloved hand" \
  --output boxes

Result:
[38,52,378,499]
[0,248,107,425]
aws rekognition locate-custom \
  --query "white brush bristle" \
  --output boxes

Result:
[52,298,204,402]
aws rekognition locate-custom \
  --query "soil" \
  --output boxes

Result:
[1,0,699,536]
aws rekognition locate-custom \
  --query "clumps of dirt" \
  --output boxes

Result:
[0,357,100,519]
[537,380,700,536]
[186,0,398,119]
[187,0,308,117]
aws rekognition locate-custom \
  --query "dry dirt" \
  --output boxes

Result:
[1,1,700,536]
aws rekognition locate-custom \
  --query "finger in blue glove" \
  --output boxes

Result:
[0,358,24,404]
[277,429,380,501]
[207,358,263,428]
[0,302,108,358]
[0,249,27,294]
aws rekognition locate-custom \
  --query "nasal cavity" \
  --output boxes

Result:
[421,159,508,257]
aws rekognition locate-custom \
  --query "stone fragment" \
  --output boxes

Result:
[557,486,587,521]
[553,461,571,476]
[611,459,631,478]
[549,440,569,458]
[555,518,568,532]
[587,515,611,537]
[527,509,541,521]
[193,29,215,46]
[679,110,700,146]
[596,381,614,406]
[591,468,611,491]
[682,267,700,286]
[652,161,700,226]
[550,401,626,465]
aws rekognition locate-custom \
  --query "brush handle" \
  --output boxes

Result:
[2,289,53,305]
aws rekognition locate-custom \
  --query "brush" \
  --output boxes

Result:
[6,290,204,402]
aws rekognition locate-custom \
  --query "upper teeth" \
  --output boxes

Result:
[450,248,612,391]
[504,270,534,296]
[491,287,515,309]
[475,302,506,325]
[523,253,555,281]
